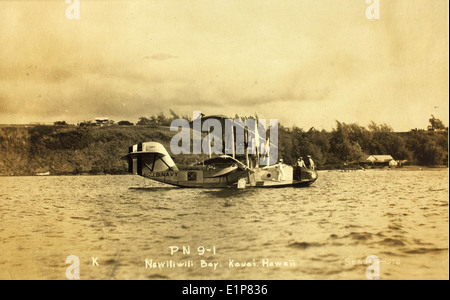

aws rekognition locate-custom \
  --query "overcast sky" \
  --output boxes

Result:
[0,0,448,131]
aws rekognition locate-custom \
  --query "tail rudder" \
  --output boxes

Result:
[123,142,178,176]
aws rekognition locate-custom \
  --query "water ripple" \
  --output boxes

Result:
[0,171,448,280]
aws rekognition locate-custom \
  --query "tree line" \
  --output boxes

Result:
[133,111,447,168]
[277,121,447,168]
[51,111,448,168]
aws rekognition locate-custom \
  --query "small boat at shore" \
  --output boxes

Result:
[36,171,50,176]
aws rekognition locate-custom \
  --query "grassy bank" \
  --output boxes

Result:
[0,125,181,176]
[0,124,448,176]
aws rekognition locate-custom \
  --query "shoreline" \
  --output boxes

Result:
[1,165,448,177]
[319,165,449,172]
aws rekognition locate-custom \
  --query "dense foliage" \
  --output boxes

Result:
[0,113,447,175]
[277,121,447,168]
[134,112,448,168]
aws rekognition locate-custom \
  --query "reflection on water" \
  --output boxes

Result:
[0,170,448,279]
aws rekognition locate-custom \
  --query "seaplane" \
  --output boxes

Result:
[122,114,318,189]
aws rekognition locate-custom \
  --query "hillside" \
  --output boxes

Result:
[0,123,448,176]
[0,125,202,176]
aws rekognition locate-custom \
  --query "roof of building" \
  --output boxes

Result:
[361,155,395,163]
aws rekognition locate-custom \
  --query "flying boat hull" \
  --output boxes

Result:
[123,142,318,189]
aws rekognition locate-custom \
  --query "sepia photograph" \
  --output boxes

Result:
[0,0,448,284]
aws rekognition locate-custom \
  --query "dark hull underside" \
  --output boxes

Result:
[144,176,318,189]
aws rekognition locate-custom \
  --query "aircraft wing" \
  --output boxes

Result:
[195,155,249,170]
[196,155,254,178]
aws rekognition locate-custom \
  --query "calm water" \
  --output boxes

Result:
[0,170,448,280]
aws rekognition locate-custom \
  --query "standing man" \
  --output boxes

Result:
[307,155,315,170]
[297,157,306,168]
[276,159,286,181]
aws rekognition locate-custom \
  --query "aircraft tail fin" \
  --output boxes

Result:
[123,142,178,176]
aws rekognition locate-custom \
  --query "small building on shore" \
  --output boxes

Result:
[95,118,110,126]
[359,155,398,167]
